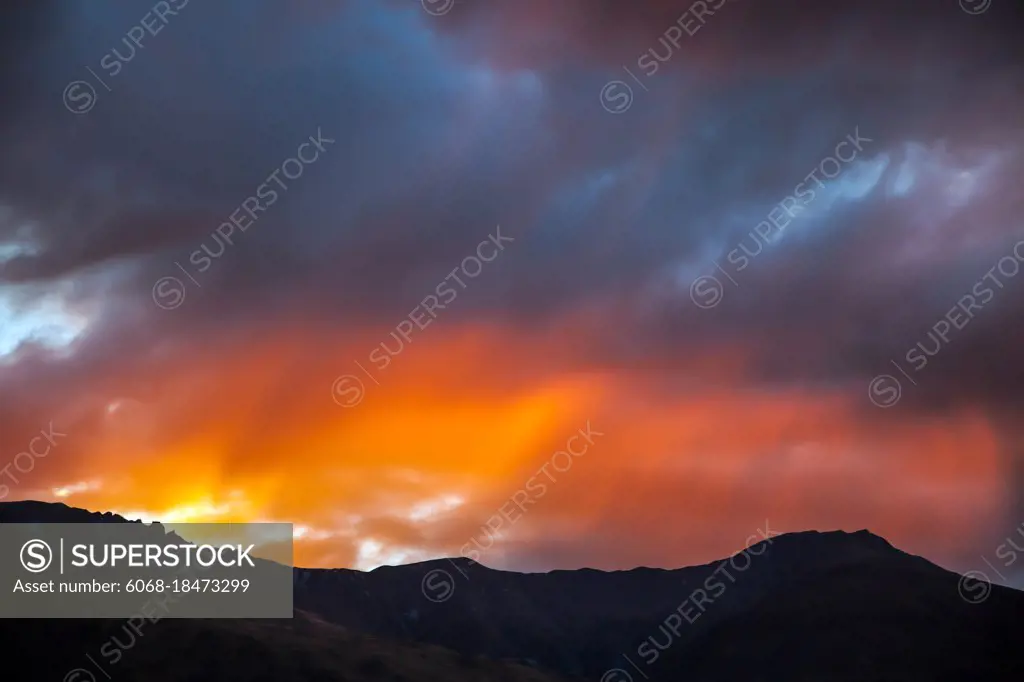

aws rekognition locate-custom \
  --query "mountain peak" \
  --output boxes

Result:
[778,528,894,547]
[373,556,485,574]
[751,528,904,567]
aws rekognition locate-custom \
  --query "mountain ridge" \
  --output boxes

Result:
[4,500,1022,680]
[0,500,912,573]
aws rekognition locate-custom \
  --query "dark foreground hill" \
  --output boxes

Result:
[2,501,1023,681]
[0,609,568,682]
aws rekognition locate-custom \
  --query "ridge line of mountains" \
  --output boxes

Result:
[2,500,1022,681]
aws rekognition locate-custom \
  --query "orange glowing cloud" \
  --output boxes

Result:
[15,317,1009,572]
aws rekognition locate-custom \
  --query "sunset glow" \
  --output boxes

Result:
[1,0,1022,579]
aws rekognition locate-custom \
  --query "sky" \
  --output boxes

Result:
[1,0,1023,580]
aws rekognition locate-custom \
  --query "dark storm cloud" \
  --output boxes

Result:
[0,1,1021,435]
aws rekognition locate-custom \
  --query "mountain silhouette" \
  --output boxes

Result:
[2,501,1022,681]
